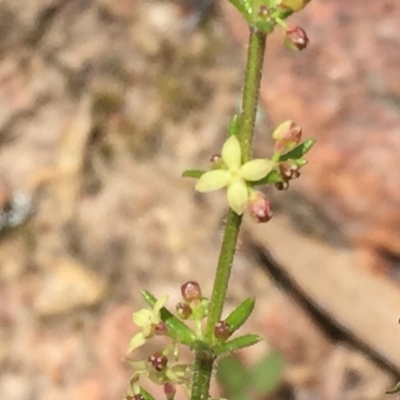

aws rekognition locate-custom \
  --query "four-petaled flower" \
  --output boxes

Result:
[127,359,192,395]
[195,136,273,215]
[128,295,168,353]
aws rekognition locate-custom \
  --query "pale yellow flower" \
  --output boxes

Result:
[195,136,273,215]
[127,295,168,353]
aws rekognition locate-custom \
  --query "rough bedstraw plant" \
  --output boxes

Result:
[124,1,315,400]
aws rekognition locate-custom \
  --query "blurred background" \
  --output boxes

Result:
[1,0,400,399]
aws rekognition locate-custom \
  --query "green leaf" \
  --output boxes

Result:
[214,334,261,356]
[217,355,250,398]
[250,350,285,394]
[142,291,196,345]
[386,381,400,394]
[140,387,156,400]
[279,139,315,161]
[182,169,205,179]
[224,298,255,335]
[227,0,251,21]
[228,114,239,137]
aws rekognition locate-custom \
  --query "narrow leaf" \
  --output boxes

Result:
[227,0,250,21]
[142,291,196,345]
[280,139,315,161]
[182,169,205,179]
[228,114,239,137]
[225,298,255,334]
[214,334,261,356]
[250,350,285,393]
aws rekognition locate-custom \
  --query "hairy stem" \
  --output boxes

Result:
[190,352,214,400]
[238,27,267,162]
[190,27,267,400]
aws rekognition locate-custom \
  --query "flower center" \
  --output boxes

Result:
[229,168,241,180]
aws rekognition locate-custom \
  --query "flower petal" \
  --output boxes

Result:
[221,136,241,169]
[153,295,169,323]
[127,332,147,353]
[227,180,249,215]
[133,309,153,327]
[239,159,273,181]
[195,170,230,192]
[166,364,192,384]
[126,360,148,374]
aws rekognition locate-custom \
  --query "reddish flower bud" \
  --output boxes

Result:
[148,352,168,371]
[181,281,202,302]
[154,321,168,336]
[285,26,309,51]
[272,120,302,152]
[164,382,176,400]
[176,302,192,319]
[133,394,144,400]
[247,191,273,223]
[278,162,301,181]
[275,181,289,191]
[214,320,232,340]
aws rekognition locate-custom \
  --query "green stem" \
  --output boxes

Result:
[190,353,214,400]
[190,27,267,400]
[238,27,267,162]
[205,209,242,341]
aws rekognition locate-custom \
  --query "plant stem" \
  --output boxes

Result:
[190,352,214,400]
[190,27,267,400]
[238,27,267,162]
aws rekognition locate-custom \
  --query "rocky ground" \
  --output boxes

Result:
[0,1,399,400]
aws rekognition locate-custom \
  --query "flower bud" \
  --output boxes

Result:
[148,352,168,371]
[278,162,300,181]
[210,154,223,170]
[247,191,273,223]
[210,154,221,163]
[285,26,309,51]
[176,302,192,319]
[280,0,312,12]
[275,181,289,191]
[164,382,176,400]
[133,394,144,400]
[154,321,168,336]
[272,120,302,152]
[214,320,232,340]
[181,281,202,302]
